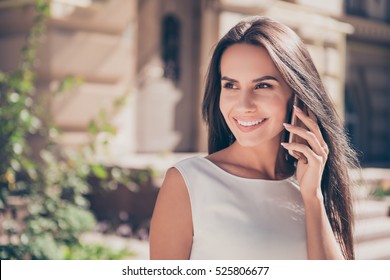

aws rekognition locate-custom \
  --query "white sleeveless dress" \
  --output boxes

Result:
[174,156,307,260]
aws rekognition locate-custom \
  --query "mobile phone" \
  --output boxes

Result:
[288,95,309,162]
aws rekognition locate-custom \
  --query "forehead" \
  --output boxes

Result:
[220,43,279,78]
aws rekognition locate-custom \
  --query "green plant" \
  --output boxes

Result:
[0,0,98,259]
[0,0,147,260]
[62,243,135,260]
[0,1,49,199]
[370,183,390,199]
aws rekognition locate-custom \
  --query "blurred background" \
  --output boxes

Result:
[0,0,389,260]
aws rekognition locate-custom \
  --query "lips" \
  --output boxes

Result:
[236,118,266,127]
[234,117,268,132]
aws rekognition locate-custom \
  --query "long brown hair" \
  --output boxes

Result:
[202,16,359,259]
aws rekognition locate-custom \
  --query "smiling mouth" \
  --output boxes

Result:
[236,118,267,127]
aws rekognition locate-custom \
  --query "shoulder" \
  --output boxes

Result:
[154,167,191,219]
[156,166,190,209]
[149,167,193,259]
[174,156,203,169]
[204,149,234,171]
[173,156,208,182]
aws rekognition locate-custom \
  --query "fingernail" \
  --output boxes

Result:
[281,142,287,147]
[283,123,292,128]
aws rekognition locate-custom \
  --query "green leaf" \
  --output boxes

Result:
[87,120,98,135]
[91,164,108,180]
[55,75,83,95]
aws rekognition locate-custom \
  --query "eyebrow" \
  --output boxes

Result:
[221,75,279,83]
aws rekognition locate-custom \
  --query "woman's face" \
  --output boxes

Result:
[219,43,293,148]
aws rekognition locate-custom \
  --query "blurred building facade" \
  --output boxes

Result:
[342,0,390,167]
[0,0,389,167]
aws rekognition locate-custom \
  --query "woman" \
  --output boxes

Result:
[149,16,358,260]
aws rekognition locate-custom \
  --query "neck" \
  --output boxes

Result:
[228,137,293,180]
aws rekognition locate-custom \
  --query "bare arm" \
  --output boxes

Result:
[149,167,193,259]
[302,192,344,259]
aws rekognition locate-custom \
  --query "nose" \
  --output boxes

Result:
[237,90,256,113]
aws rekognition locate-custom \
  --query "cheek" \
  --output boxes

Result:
[268,95,290,116]
[219,95,230,119]
[261,97,285,116]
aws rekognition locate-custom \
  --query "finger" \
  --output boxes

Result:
[281,141,301,161]
[294,106,328,152]
[306,109,329,156]
[293,106,321,138]
[283,123,326,158]
[286,147,301,161]
[290,150,308,164]
[281,142,322,164]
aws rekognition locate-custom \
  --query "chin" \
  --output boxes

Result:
[233,131,283,149]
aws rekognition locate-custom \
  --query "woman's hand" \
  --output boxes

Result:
[281,107,345,260]
[281,106,329,200]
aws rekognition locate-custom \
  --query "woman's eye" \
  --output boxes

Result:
[255,83,271,89]
[223,82,237,89]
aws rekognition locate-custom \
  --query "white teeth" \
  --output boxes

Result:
[237,119,265,127]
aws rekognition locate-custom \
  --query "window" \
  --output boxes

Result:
[345,0,366,17]
[345,0,390,22]
[161,14,181,82]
